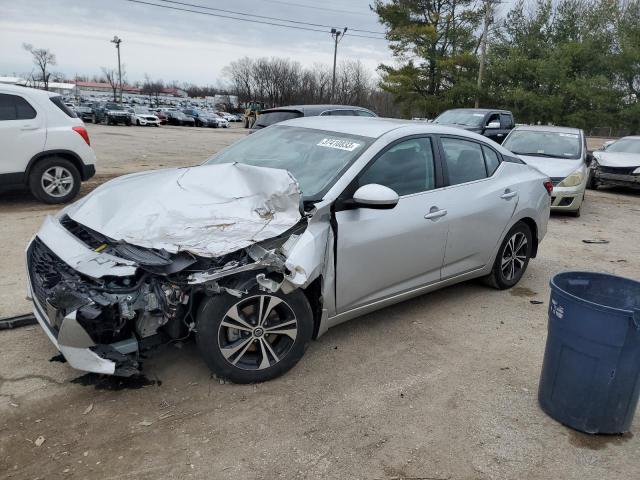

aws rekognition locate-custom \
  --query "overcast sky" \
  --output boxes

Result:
[0,0,393,86]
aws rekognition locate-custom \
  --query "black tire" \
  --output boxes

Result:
[28,157,81,204]
[569,207,581,217]
[136,119,140,126]
[196,287,313,383]
[244,118,250,128]
[587,171,599,190]
[484,221,533,290]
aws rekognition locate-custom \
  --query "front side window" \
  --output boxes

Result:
[358,138,436,196]
[0,93,37,121]
[206,125,373,200]
[441,137,488,185]
[354,110,375,117]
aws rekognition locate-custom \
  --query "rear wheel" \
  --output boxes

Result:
[484,222,533,290]
[29,157,81,204]
[196,288,313,383]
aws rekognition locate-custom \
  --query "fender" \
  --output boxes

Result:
[26,150,95,181]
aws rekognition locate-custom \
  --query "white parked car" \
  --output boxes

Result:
[132,108,161,127]
[590,136,640,189]
[0,84,97,203]
[27,117,551,382]
[213,113,230,128]
[502,126,588,217]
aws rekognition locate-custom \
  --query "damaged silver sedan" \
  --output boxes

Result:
[26,117,551,383]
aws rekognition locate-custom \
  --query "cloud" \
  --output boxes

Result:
[0,0,391,85]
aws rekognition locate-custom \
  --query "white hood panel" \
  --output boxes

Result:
[66,163,302,258]
[594,152,640,168]
[518,155,582,178]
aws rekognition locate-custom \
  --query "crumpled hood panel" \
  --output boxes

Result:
[594,151,640,168]
[66,163,302,258]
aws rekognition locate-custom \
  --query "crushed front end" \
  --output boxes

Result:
[26,212,309,377]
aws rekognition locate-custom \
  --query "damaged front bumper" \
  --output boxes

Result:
[594,167,640,188]
[25,217,145,375]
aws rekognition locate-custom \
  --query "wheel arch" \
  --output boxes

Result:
[515,216,539,258]
[26,150,87,182]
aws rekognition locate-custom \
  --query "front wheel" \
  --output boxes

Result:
[484,222,533,290]
[196,288,313,383]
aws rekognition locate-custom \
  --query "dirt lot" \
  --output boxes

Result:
[1,125,639,480]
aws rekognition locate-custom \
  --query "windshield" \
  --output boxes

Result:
[503,130,581,159]
[253,110,303,129]
[434,110,485,127]
[606,138,640,154]
[135,108,151,114]
[205,125,372,200]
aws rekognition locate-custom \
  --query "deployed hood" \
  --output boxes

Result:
[66,163,302,258]
[593,151,640,168]
[518,155,583,178]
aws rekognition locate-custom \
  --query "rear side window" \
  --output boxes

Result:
[441,138,488,185]
[500,113,514,129]
[353,110,375,117]
[482,146,501,175]
[50,96,77,118]
[0,93,37,120]
[254,110,302,128]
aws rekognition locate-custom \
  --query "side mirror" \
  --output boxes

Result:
[352,184,399,210]
[601,140,614,150]
[486,121,501,129]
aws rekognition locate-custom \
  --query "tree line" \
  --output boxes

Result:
[374,0,640,132]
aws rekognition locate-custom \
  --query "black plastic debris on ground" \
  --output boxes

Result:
[49,354,67,363]
[530,300,544,305]
[582,239,610,244]
[71,373,162,391]
[0,314,37,330]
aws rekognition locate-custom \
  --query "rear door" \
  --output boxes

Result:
[434,136,518,278]
[334,136,449,312]
[0,92,46,176]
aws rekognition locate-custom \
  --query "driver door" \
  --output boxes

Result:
[334,137,449,313]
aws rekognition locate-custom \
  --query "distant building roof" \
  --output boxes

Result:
[75,81,140,93]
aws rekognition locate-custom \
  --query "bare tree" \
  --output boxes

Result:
[22,44,57,90]
[102,66,126,102]
[141,74,165,106]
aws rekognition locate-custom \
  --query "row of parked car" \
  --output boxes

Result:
[68,101,242,128]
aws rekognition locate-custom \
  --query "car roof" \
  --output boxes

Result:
[441,108,511,114]
[513,125,582,135]
[262,104,375,116]
[0,83,59,98]
[279,115,505,139]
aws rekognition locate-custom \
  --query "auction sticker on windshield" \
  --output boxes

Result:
[317,138,361,151]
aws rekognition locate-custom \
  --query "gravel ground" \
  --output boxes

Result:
[0,125,638,480]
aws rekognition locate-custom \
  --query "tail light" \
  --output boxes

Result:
[72,126,91,146]
[543,180,553,196]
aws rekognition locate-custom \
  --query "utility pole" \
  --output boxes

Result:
[475,1,497,108]
[111,35,123,103]
[330,27,347,102]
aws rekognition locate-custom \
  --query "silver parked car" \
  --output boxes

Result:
[502,126,589,216]
[26,117,551,383]
[590,136,640,189]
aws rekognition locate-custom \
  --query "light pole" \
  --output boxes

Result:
[475,0,500,108]
[111,35,123,103]
[330,27,347,102]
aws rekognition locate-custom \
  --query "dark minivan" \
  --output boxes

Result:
[433,108,515,144]
[250,104,376,132]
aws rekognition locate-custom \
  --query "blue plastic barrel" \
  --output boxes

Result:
[538,271,640,434]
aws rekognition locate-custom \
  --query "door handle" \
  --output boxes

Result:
[424,207,447,220]
[501,190,517,200]
[21,124,38,131]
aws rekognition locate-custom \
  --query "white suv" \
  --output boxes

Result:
[0,84,96,204]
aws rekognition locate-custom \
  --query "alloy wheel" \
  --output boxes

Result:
[41,166,74,198]
[218,295,298,371]
[501,232,528,281]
